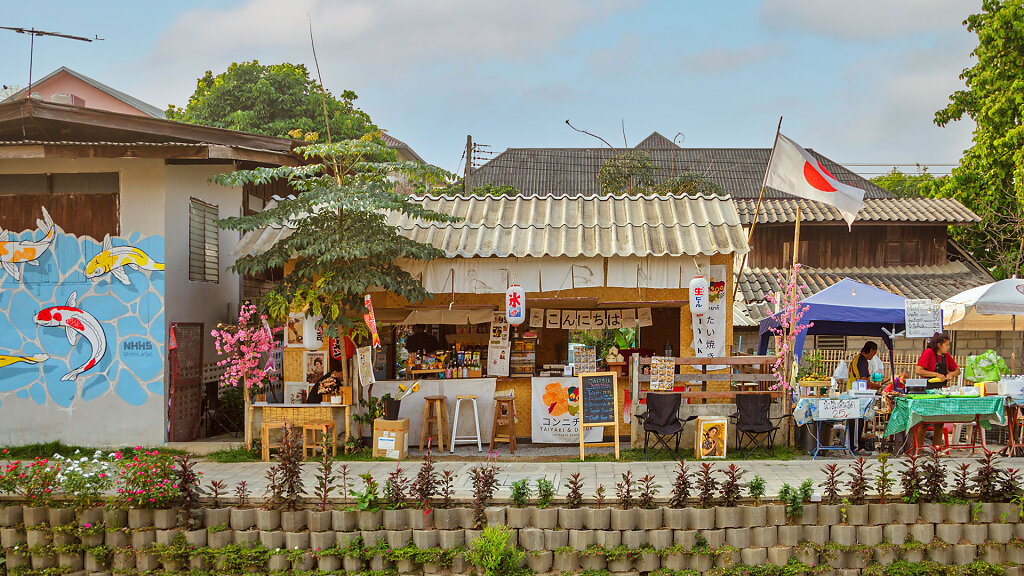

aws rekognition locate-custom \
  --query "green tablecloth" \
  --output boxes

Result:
[884,396,1006,436]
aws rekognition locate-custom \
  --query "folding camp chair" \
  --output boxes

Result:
[635,392,697,460]
[729,394,790,458]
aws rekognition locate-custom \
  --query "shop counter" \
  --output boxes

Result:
[373,378,498,448]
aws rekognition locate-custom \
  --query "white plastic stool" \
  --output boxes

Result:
[450,395,482,452]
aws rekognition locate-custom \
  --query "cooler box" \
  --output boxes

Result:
[372,418,410,459]
[998,378,1024,397]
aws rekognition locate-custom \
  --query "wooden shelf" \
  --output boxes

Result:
[445,333,489,345]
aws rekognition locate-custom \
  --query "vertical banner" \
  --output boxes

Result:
[690,265,727,370]
[532,377,602,443]
[356,346,375,387]
[363,294,381,347]
[487,312,510,377]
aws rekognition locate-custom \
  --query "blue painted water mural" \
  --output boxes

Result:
[0,220,165,407]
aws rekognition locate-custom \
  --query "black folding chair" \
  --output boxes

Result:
[729,394,790,458]
[635,392,698,460]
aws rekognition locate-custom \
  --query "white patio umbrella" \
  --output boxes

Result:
[942,278,1024,331]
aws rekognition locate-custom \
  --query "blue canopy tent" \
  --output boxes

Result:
[757,278,907,359]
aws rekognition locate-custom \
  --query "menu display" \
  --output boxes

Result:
[580,373,616,425]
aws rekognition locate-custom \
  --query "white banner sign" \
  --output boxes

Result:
[905,299,942,338]
[532,377,602,443]
[817,398,859,421]
[691,265,727,370]
[487,312,511,377]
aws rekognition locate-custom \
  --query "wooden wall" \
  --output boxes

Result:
[0,193,119,239]
[749,224,948,268]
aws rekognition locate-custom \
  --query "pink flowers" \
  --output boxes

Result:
[211,301,282,390]
[766,265,814,391]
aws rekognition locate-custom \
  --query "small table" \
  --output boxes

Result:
[793,395,875,459]
[252,403,352,461]
[883,396,1005,455]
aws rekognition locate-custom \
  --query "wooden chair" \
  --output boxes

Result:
[261,406,289,462]
[490,396,517,453]
[420,396,449,453]
[303,420,338,459]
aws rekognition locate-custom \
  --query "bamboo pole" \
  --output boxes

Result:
[732,116,783,304]
[786,205,802,446]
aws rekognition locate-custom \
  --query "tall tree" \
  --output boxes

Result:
[870,167,935,199]
[929,0,1024,278]
[168,61,376,141]
[214,135,455,336]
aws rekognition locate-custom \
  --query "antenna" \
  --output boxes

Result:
[0,27,103,100]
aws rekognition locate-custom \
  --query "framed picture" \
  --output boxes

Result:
[284,381,309,405]
[286,313,304,348]
[303,350,328,384]
[696,417,728,459]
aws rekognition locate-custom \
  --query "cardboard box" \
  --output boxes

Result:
[372,418,410,460]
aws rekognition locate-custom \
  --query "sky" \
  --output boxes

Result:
[0,0,979,176]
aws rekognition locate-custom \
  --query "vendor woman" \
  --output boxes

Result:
[915,333,961,387]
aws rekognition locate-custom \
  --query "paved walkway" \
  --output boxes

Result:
[195,455,1024,503]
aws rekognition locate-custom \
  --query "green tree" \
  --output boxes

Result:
[214,135,455,336]
[929,0,1024,278]
[168,61,376,140]
[870,167,936,199]
[598,151,656,195]
[649,172,725,196]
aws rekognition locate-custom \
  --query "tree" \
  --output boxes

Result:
[928,0,1024,278]
[168,61,376,140]
[597,151,656,195]
[214,135,455,338]
[870,167,936,198]
[649,173,725,196]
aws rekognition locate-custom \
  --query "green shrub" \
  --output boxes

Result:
[464,525,528,576]
[509,479,531,508]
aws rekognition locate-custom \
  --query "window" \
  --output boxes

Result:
[815,335,847,350]
[189,198,219,283]
[885,240,921,267]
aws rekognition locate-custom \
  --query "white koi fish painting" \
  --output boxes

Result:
[34,292,106,382]
[0,207,55,282]
[85,234,164,286]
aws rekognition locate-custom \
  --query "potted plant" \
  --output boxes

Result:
[507,479,532,528]
[636,474,663,529]
[332,465,359,531]
[309,432,335,532]
[665,461,691,529]
[845,458,870,524]
[558,473,585,529]
[552,545,579,572]
[431,470,470,529]
[744,473,767,526]
[382,463,410,529]
[532,477,558,528]
[611,471,637,531]
[584,484,610,530]
[351,473,383,530]
[382,380,421,420]
[716,464,743,528]
[692,463,718,529]
[871,453,895,524]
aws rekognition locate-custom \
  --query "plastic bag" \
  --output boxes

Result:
[868,355,885,378]
[965,350,1009,382]
[833,360,849,381]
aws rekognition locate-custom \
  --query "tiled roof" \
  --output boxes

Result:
[735,198,980,225]
[381,132,425,163]
[735,262,994,324]
[470,132,893,200]
[233,193,749,259]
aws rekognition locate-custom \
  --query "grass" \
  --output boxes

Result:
[1,442,188,460]
[570,445,804,463]
[205,446,389,463]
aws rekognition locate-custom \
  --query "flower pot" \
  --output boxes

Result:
[103,508,127,529]
[981,546,1004,565]
[343,557,363,572]
[413,529,439,549]
[407,507,427,530]
[997,502,1021,523]
[584,507,611,530]
[909,523,934,544]
[285,530,310,551]
[318,556,342,571]
[485,506,506,527]
[105,529,129,547]
[595,529,622,548]
[75,505,102,527]
[581,553,609,571]
[743,505,766,527]
[506,507,531,528]
[185,528,208,547]
[23,506,48,526]
[132,529,156,549]
[155,528,181,545]
[767,547,791,567]
[869,503,892,525]
[715,506,742,529]
[48,506,74,526]
[26,528,50,547]
[255,508,280,530]
[778,524,802,546]
[387,529,412,548]
[383,509,408,530]
[903,548,925,563]
[741,547,768,566]
[752,526,777,548]
[231,508,257,531]
[690,507,715,530]
[989,522,1013,543]
[895,502,919,524]
[361,529,385,547]
[358,510,383,530]
[927,546,951,564]
[0,505,23,527]
[281,510,307,531]
[154,508,178,529]
[832,525,857,546]
[636,550,659,572]
[528,551,553,573]
[663,507,689,529]
[963,524,987,545]
[799,503,818,525]
[636,506,663,530]
[689,554,714,572]
[936,523,963,544]
[58,553,84,570]
[662,553,687,571]
[558,507,584,529]
[545,528,570,549]
[128,508,155,529]
[532,507,557,529]
[553,551,578,572]
[945,503,970,523]
[765,504,786,526]
[884,524,909,545]
[395,558,416,573]
[975,502,997,523]
[6,550,29,570]
[438,529,465,548]
[874,548,898,565]
[920,502,944,523]
[310,530,335,550]
[610,508,636,530]
[382,397,401,420]
[112,551,134,572]
[857,525,884,546]
[726,527,751,548]
[293,551,316,571]
[846,504,868,525]
[817,504,840,525]
[332,509,358,531]
[80,532,104,547]
[465,528,484,545]
[31,551,56,570]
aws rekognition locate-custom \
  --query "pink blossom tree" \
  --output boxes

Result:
[765,264,814,390]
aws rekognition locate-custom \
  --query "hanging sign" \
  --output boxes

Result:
[487,312,511,377]
[690,266,727,370]
[689,275,709,316]
[529,308,545,328]
[506,285,526,325]
[905,299,942,338]
[363,294,381,348]
[578,371,620,461]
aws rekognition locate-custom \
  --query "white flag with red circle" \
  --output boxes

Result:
[765,133,865,229]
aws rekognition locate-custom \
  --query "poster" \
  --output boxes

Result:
[905,299,942,338]
[690,265,727,370]
[637,308,653,327]
[532,377,602,443]
[529,308,545,328]
[696,417,728,459]
[650,355,676,391]
[488,312,511,377]
[574,346,597,374]
[356,346,375,387]
[303,350,327,384]
[286,313,304,347]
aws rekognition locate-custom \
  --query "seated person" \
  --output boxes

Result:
[405,324,441,354]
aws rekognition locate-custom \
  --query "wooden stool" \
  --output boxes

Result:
[302,419,338,459]
[420,396,449,453]
[260,406,290,461]
[490,396,517,453]
[450,395,482,453]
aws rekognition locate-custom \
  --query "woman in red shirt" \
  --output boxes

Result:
[915,333,961,387]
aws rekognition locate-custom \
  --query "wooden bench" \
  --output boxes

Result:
[634,355,778,403]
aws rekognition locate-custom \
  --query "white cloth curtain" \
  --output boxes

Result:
[606,256,710,289]
[538,257,604,292]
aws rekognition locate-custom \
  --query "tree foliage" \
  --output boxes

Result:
[650,173,725,196]
[928,0,1024,278]
[214,135,456,337]
[870,167,936,199]
[597,151,656,195]
[168,61,376,140]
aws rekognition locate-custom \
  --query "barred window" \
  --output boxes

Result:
[188,198,219,283]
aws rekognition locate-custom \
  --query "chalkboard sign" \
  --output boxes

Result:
[905,299,942,338]
[580,372,616,424]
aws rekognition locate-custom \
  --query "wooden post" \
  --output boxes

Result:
[244,384,253,449]
[464,135,473,193]
[785,205,802,446]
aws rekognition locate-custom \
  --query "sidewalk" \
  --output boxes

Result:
[194,455,1024,502]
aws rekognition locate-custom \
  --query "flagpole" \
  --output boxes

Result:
[785,203,802,446]
[732,116,783,305]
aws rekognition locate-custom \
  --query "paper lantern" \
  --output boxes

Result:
[302,314,323,350]
[689,275,709,316]
[506,285,526,325]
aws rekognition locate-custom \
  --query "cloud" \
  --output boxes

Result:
[760,0,974,41]
[677,44,786,73]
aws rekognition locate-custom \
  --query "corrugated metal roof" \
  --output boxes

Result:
[234,192,749,259]
[469,133,893,200]
[3,66,165,118]
[0,140,204,147]
[735,198,980,225]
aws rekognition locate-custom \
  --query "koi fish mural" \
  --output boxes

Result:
[0,207,55,281]
[34,291,107,382]
[0,353,49,369]
[85,234,165,286]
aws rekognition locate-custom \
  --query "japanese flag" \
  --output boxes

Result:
[766,133,865,229]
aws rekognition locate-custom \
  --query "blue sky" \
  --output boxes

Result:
[0,0,977,175]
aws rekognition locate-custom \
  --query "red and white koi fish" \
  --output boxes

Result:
[34,291,106,382]
[0,207,55,282]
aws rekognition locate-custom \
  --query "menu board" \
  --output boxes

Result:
[649,356,675,391]
[575,346,597,374]
[905,299,942,338]
[580,372,616,425]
